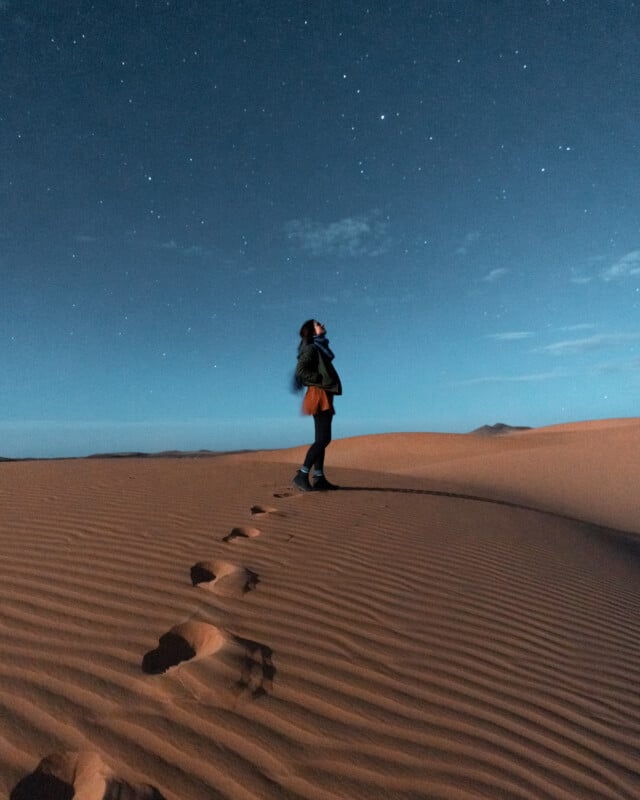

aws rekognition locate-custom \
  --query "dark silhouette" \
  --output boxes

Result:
[292,319,342,492]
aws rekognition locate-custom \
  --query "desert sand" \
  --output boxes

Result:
[1,418,639,799]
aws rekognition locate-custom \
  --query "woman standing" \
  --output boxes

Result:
[293,319,342,491]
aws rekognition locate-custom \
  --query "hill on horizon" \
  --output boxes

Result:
[470,422,533,436]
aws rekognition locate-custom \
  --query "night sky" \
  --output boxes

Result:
[2,1,640,458]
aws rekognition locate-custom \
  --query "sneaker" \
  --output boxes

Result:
[293,470,313,492]
[313,475,339,491]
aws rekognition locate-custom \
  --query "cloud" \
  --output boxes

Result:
[160,240,206,257]
[486,331,534,341]
[540,333,640,355]
[482,267,508,283]
[570,276,593,285]
[558,323,596,332]
[455,370,563,386]
[601,250,640,281]
[285,213,390,258]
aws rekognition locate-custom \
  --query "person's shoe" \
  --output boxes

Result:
[293,470,313,492]
[313,475,339,491]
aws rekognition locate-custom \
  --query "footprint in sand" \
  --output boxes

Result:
[222,525,261,543]
[141,621,225,674]
[190,560,259,595]
[141,623,275,697]
[250,504,280,517]
[10,750,165,800]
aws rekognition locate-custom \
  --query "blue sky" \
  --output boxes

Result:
[1,1,639,457]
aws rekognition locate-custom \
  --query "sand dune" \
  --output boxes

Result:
[251,417,640,534]
[1,419,640,798]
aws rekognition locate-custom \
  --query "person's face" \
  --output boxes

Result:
[313,321,326,335]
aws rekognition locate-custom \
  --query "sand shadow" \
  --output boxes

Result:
[103,780,166,799]
[232,636,276,699]
[10,752,166,800]
[142,632,196,674]
[338,485,640,557]
[11,773,73,800]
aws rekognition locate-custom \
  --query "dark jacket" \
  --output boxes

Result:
[295,344,342,395]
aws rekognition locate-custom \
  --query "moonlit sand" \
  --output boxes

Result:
[2,419,640,799]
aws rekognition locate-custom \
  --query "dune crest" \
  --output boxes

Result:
[248,418,640,534]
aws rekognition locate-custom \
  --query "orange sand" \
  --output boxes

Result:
[2,418,639,798]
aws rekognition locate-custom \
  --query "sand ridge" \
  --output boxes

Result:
[247,417,640,534]
[2,419,640,798]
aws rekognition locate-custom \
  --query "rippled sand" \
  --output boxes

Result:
[2,418,640,799]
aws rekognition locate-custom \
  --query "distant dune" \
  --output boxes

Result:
[2,418,640,799]
[86,449,226,459]
[470,421,533,435]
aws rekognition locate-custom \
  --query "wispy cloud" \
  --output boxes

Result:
[540,332,640,355]
[570,275,593,285]
[601,250,640,281]
[558,323,596,332]
[285,213,390,258]
[160,240,206,256]
[454,370,563,386]
[482,267,508,283]
[486,331,534,341]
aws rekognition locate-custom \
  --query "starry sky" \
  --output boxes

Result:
[2,0,640,458]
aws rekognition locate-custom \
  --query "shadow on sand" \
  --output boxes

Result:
[336,484,640,558]
[11,773,166,800]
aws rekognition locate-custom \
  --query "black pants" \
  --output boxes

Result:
[303,410,333,471]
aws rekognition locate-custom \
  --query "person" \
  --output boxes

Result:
[293,319,342,491]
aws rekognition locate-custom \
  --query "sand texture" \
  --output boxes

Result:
[1,419,640,799]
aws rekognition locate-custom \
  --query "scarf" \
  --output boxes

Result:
[313,334,335,361]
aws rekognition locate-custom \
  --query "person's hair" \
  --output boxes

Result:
[299,319,316,345]
[291,318,317,393]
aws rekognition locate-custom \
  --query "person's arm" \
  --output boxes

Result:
[295,346,322,386]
